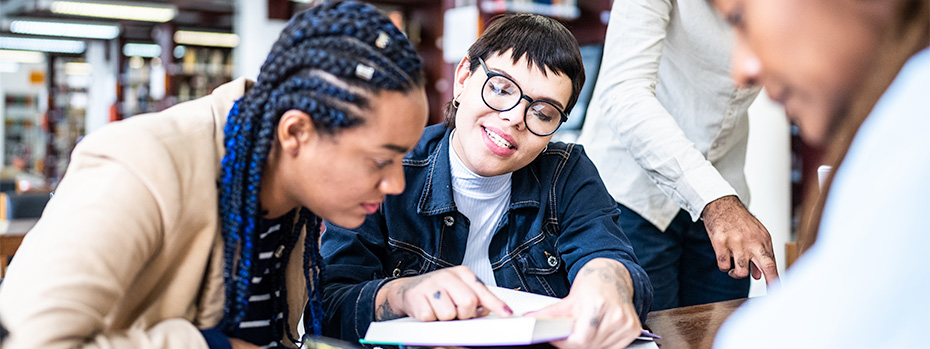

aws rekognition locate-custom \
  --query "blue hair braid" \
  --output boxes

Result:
[269,208,322,343]
[303,214,325,337]
[217,0,423,344]
[304,218,326,336]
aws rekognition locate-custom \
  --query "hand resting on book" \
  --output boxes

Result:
[374,265,513,321]
[526,258,642,349]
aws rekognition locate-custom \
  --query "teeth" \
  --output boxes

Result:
[485,128,514,149]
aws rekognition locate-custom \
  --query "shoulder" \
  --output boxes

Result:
[74,78,250,168]
[75,78,247,162]
[527,142,607,193]
[74,98,217,165]
[66,87,239,208]
[533,141,592,168]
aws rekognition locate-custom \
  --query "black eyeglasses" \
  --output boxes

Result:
[477,57,568,137]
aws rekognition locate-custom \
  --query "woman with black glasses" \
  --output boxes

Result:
[320,13,653,349]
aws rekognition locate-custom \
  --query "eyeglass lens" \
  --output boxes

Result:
[482,75,563,135]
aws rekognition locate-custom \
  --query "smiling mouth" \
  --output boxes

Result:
[484,127,515,149]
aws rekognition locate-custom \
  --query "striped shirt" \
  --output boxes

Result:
[231,214,291,348]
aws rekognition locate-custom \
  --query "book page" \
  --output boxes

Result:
[363,286,660,347]
[487,285,561,315]
[487,286,662,348]
[362,316,573,346]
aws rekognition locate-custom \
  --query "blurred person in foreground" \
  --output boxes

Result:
[710,0,929,347]
[0,1,428,348]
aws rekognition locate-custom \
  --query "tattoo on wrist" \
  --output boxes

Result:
[580,263,632,303]
[384,274,431,321]
[376,299,403,321]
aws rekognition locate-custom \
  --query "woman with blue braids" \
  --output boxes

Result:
[0,1,426,348]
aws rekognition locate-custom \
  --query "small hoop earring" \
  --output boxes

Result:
[542,144,548,153]
[452,94,461,109]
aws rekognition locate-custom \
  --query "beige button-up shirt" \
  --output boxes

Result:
[578,0,761,230]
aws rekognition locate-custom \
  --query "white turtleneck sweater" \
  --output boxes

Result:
[449,135,511,287]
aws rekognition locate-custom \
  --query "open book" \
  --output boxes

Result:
[361,286,569,346]
[360,286,659,347]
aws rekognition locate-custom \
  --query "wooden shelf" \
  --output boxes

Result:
[480,1,580,20]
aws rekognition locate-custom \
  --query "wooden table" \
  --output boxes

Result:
[0,218,39,277]
[643,298,747,349]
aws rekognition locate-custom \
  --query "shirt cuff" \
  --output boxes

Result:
[199,328,232,349]
[355,278,391,340]
[677,164,738,221]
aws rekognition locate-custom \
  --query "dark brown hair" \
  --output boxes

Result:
[443,13,584,129]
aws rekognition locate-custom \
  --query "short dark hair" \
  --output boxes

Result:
[444,13,585,129]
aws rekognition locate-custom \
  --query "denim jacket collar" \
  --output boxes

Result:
[414,127,541,217]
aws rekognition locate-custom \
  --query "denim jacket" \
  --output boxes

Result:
[321,124,653,342]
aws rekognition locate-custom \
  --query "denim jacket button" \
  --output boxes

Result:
[547,255,558,267]
[392,268,401,277]
[443,216,454,226]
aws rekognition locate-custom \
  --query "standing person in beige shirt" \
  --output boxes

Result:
[0,2,428,348]
[578,0,778,310]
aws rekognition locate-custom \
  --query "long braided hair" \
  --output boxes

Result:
[218,0,423,343]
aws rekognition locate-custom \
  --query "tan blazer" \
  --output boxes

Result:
[0,79,309,348]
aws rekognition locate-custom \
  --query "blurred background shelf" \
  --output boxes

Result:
[480,0,580,20]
